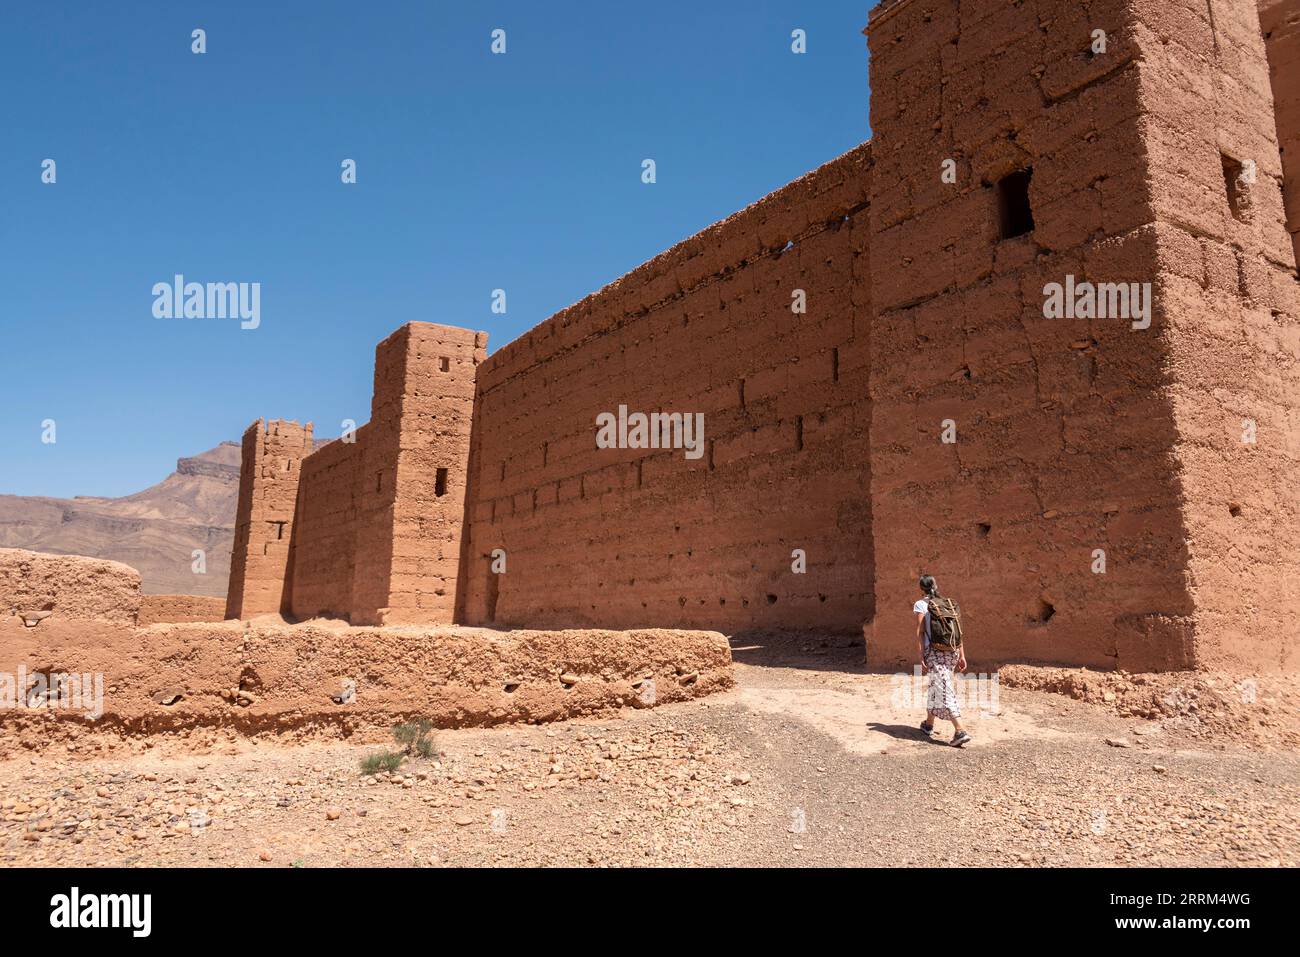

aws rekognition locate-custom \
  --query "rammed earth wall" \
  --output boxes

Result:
[226,0,1300,673]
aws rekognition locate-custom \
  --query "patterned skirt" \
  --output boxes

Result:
[924,648,962,722]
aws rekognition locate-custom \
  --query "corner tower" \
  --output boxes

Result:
[864,0,1300,670]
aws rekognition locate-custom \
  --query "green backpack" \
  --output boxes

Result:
[925,595,964,653]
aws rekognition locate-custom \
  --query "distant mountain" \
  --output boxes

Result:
[0,443,242,596]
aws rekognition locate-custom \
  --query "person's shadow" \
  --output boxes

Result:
[866,722,948,744]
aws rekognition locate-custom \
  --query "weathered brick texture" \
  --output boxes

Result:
[865,0,1300,671]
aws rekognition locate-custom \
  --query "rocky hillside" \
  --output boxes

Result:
[0,443,241,596]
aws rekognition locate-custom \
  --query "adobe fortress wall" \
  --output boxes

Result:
[220,0,1300,673]
[457,145,875,633]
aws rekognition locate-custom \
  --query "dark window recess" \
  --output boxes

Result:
[375,471,382,493]
[435,468,448,497]
[1222,155,1252,223]
[439,356,450,372]
[997,168,1035,239]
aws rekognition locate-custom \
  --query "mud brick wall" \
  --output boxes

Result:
[458,145,874,633]
[1141,0,1300,670]
[137,593,225,625]
[285,432,364,620]
[279,323,484,625]
[865,0,1300,671]
[224,419,313,619]
[1261,0,1300,270]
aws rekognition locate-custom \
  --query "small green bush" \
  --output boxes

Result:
[393,719,436,759]
[360,749,404,775]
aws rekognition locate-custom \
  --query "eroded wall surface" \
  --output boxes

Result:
[458,146,874,633]
[137,594,225,625]
[1261,0,1300,269]
[1,548,140,625]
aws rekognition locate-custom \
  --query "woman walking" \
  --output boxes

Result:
[915,574,972,747]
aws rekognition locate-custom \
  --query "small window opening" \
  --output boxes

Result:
[997,168,1035,239]
[439,356,450,372]
[435,468,448,497]
[1222,155,1253,224]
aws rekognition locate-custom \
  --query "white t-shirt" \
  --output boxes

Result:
[913,598,931,650]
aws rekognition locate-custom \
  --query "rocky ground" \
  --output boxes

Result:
[2,634,1298,867]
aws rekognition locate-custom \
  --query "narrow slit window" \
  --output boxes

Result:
[439,356,450,372]
[1222,154,1253,223]
[997,168,1035,239]
[435,468,448,497]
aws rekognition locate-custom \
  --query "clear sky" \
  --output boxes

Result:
[1,0,874,498]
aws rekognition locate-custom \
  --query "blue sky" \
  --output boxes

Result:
[1,0,873,498]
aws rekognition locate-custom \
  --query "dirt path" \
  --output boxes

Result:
[3,635,1298,867]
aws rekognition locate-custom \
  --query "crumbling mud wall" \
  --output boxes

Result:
[458,146,875,634]
[0,548,140,626]
[224,419,314,619]
[0,615,732,752]
[137,594,225,625]
[1261,0,1300,270]
[864,0,1300,672]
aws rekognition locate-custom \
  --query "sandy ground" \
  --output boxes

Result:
[2,634,1298,867]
